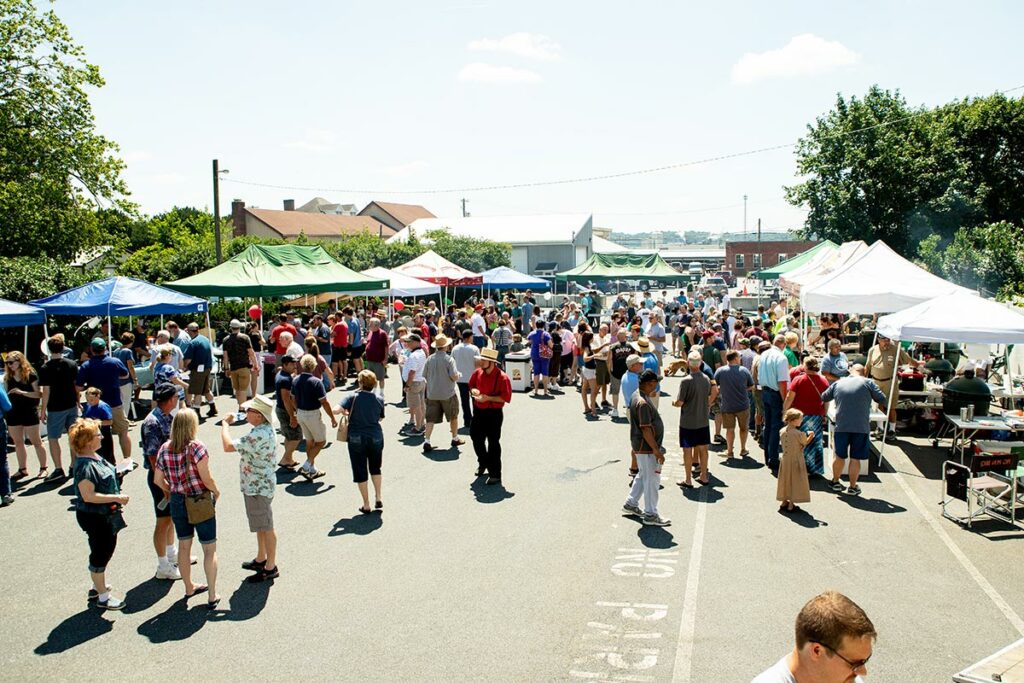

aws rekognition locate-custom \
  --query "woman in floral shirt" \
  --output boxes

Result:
[221,394,279,583]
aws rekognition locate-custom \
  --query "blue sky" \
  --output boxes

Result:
[58,0,1023,233]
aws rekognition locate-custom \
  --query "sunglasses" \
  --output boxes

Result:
[5,360,19,366]
[813,642,870,672]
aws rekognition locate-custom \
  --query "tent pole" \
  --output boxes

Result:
[23,326,28,356]
[878,341,900,466]
[259,297,264,335]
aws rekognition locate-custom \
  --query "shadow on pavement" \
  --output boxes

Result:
[285,480,335,497]
[208,579,272,622]
[680,479,724,504]
[34,608,114,655]
[778,507,829,528]
[893,439,947,480]
[136,598,212,643]
[275,469,300,485]
[837,494,907,514]
[720,455,764,470]
[423,447,460,462]
[470,479,515,504]
[637,526,678,549]
[123,577,174,614]
[16,476,68,496]
[329,512,383,536]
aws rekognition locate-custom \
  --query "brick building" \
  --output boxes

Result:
[725,239,819,276]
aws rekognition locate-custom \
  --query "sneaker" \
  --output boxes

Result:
[247,566,280,583]
[474,467,486,477]
[451,438,465,447]
[601,401,612,409]
[410,426,425,435]
[714,435,726,444]
[830,480,845,492]
[87,585,112,601]
[610,409,620,419]
[207,404,218,417]
[155,563,181,580]
[485,477,502,485]
[847,485,862,496]
[241,558,267,572]
[422,442,434,453]
[46,468,66,482]
[622,502,642,516]
[0,495,13,507]
[97,595,125,611]
[641,514,671,527]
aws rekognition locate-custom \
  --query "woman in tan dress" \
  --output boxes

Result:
[777,408,812,513]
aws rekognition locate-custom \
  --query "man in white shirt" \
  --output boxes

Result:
[401,334,428,434]
[452,330,481,429]
[721,291,732,312]
[470,304,488,349]
[752,591,875,683]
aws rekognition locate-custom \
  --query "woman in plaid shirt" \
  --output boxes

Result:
[155,410,222,609]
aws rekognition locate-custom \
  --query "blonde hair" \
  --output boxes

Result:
[69,418,101,454]
[785,331,799,346]
[300,354,317,373]
[3,351,34,388]
[785,408,804,424]
[357,369,378,391]
[157,345,174,361]
[170,408,199,453]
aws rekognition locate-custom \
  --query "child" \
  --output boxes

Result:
[510,334,525,353]
[547,323,563,391]
[82,387,115,465]
[777,408,812,513]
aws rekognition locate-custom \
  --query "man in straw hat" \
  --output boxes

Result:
[631,336,662,410]
[469,346,512,485]
[422,333,465,453]
[220,394,279,582]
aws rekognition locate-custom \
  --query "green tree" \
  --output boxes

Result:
[0,0,132,259]
[939,221,1024,295]
[428,231,510,272]
[0,255,93,301]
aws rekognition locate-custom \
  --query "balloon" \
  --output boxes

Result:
[394,300,405,311]
[248,304,262,320]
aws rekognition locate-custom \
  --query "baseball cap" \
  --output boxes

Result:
[638,368,659,383]
[90,337,107,351]
[230,319,242,329]
[626,353,642,366]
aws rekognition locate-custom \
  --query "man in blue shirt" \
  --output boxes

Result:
[140,383,181,580]
[183,322,217,417]
[820,338,850,383]
[76,338,133,467]
[345,307,364,377]
[820,365,887,496]
[522,298,535,329]
[757,334,791,473]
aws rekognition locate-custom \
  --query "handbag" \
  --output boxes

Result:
[185,490,216,525]
[337,413,349,442]
[539,335,553,359]
[107,506,128,534]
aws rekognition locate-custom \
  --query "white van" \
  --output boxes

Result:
[687,262,703,277]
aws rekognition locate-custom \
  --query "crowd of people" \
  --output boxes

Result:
[0,284,908,624]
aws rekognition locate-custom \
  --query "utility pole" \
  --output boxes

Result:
[212,159,222,264]
[461,198,469,218]
[743,194,748,236]
[757,217,762,307]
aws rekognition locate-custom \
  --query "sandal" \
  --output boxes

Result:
[38,466,49,478]
[207,597,221,610]
[375,500,383,510]
[184,584,208,598]
[677,480,695,489]
[11,468,28,481]
[277,461,299,469]
[358,506,372,514]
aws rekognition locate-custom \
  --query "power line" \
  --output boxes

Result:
[221,83,1024,197]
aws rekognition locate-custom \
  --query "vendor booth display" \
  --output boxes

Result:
[167,244,389,297]
[479,266,550,291]
[0,298,46,357]
[392,250,481,286]
[556,253,681,282]
[781,240,868,297]
[30,276,208,317]
[756,240,837,280]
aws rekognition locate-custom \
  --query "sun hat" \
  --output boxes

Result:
[432,334,451,349]
[480,347,500,362]
[631,337,651,352]
[241,394,274,423]
[626,353,642,367]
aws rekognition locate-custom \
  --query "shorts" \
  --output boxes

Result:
[349,345,365,360]
[425,394,460,424]
[834,431,870,460]
[296,408,327,443]
[679,425,711,448]
[709,395,721,419]
[331,346,348,363]
[610,375,623,395]
[228,368,251,392]
[366,360,387,381]
[348,433,384,483]
[147,466,171,518]
[243,494,274,532]
[276,407,302,441]
[188,370,211,396]
[45,407,78,440]
[110,406,129,436]
[596,362,610,385]
[407,382,426,412]
[722,410,750,430]
[120,384,134,414]
[169,493,217,544]
[547,352,561,378]
[533,357,550,376]
[582,367,597,381]
[5,405,39,427]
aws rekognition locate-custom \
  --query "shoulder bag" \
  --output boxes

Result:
[185,490,216,525]
[337,392,354,442]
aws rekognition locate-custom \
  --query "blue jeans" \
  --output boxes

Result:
[762,388,783,468]
[169,493,217,544]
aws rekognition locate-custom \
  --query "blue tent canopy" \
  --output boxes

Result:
[479,266,551,291]
[29,277,208,316]
[0,298,46,328]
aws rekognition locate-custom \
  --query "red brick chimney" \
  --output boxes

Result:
[231,199,246,238]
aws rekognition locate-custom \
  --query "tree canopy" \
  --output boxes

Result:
[0,0,132,260]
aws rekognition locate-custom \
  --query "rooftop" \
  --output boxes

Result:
[361,201,436,226]
[246,208,395,238]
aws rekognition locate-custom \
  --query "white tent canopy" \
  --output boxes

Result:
[358,267,441,298]
[877,291,1024,344]
[801,240,974,314]
[781,240,868,296]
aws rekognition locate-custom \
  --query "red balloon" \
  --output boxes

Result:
[248,305,262,320]
[393,300,405,311]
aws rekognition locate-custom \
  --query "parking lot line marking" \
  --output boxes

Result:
[891,469,1024,635]
[671,483,709,682]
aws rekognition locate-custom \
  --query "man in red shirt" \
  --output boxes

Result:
[469,347,512,485]
[330,313,349,386]
[363,317,390,390]
[269,313,298,355]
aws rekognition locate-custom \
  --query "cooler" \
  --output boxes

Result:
[504,352,532,392]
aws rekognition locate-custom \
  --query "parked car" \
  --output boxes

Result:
[687,262,704,278]
[699,276,729,295]
[713,270,736,287]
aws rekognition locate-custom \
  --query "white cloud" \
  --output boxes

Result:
[458,62,542,84]
[467,32,562,61]
[381,160,429,177]
[731,34,860,85]
[284,128,338,154]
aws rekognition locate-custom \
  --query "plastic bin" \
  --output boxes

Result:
[504,352,533,392]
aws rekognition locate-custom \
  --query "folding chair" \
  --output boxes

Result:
[942,450,1022,529]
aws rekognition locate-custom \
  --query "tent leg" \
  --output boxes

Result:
[107,315,112,346]
[259,297,264,335]
[161,315,164,330]
[24,326,28,356]
[878,350,900,466]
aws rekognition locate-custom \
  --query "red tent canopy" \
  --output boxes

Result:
[392,250,482,286]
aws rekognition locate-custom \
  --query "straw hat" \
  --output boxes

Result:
[432,333,452,349]
[242,395,274,423]
[480,347,500,362]
[631,337,651,353]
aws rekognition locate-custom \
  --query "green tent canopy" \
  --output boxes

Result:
[755,240,837,279]
[557,253,681,282]
[167,244,389,297]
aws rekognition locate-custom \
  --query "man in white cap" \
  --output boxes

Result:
[422,334,464,453]
[222,319,260,411]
